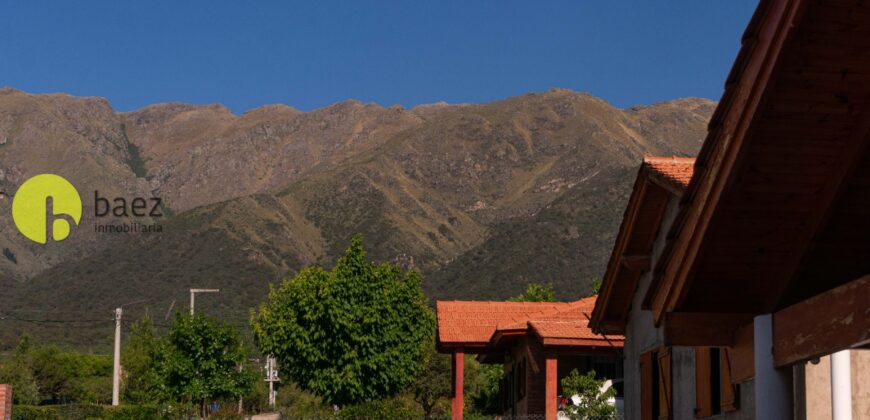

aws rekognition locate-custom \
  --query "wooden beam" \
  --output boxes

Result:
[649,0,805,324]
[773,275,870,367]
[727,322,755,383]
[593,174,668,332]
[622,254,652,271]
[663,312,754,347]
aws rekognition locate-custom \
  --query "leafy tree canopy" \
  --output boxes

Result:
[409,344,452,419]
[508,282,556,302]
[0,335,111,404]
[251,234,435,406]
[154,312,250,408]
[121,312,162,404]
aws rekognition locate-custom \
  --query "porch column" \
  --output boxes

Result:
[452,349,464,420]
[545,355,558,420]
[831,350,852,420]
[754,314,793,419]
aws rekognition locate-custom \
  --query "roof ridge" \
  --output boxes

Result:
[644,155,696,163]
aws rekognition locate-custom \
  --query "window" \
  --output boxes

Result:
[641,348,672,420]
[695,347,739,417]
[657,348,673,420]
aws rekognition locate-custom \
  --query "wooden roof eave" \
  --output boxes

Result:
[592,164,678,334]
[590,165,648,333]
[645,0,807,325]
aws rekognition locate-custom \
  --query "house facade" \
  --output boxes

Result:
[592,0,870,418]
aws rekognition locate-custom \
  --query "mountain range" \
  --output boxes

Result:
[0,87,713,349]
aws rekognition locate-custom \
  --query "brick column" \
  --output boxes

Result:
[452,350,464,420]
[545,356,558,420]
[0,384,12,420]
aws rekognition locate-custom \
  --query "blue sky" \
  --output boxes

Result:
[0,1,757,113]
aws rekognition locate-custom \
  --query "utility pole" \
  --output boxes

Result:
[265,355,280,408]
[189,288,220,315]
[112,307,122,406]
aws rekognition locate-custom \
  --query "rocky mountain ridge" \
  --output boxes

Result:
[0,87,714,347]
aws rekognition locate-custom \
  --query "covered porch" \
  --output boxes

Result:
[436,297,624,420]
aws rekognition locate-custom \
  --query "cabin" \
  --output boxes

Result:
[436,297,624,419]
[591,0,870,419]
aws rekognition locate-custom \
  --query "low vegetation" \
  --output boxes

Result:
[0,236,614,418]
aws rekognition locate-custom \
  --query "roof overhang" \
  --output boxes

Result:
[591,159,690,334]
[647,0,870,333]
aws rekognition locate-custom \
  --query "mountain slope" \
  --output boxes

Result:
[0,89,713,349]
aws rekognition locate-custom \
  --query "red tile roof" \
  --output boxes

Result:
[436,301,573,344]
[643,156,695,191]
[437,296,622,349]
[530,320,600,340]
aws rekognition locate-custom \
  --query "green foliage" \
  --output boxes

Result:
[0,339,39,404]
[0,336,112,404]
[508,282,556,302]
[121,313,162,404]
[560,369,617,419]
[588,277,602,297]
[251,234,435,406]
[276,382,335,419]
[153,312,251,408]
[464,359,502,415]
[11,404,160,420]
[10,405,57,420]
[409,344,452,418]
[338,394,422,420]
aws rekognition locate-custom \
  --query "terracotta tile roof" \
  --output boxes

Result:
[437,296,622,349]
[529,320,599,340]
[643,156,696,191]
[436,301,573,344]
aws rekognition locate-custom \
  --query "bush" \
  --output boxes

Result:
[276,382,335,419]
[11,405,57,420]
[102,404,160,420]
[560,369,617,419]
[11,404,160,420]
[338,395,422,420]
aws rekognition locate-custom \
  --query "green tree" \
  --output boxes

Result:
[0,337,39,404]
[27,344,112,404]
[154,312,251,415]
[560,369,617,419]
[508,282,556,302]
[121,312,162,403]
[251,234,435,406]
[410,344,452,419]
[465,359,502,415]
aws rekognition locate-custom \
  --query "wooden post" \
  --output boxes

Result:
[545,355,558,420]
[452,350,464,420]
[0,384,12,420]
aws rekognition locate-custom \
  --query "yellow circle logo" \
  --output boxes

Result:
[12,174,82,244]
